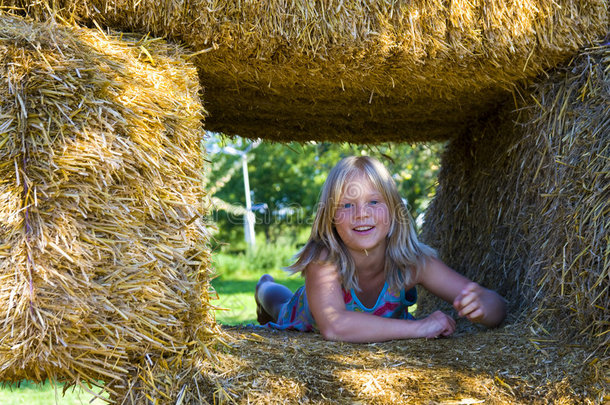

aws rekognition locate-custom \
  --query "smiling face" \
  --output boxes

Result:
[333,172,391,256]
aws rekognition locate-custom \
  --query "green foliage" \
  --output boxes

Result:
[211,242,303,325]
[205,134,443,248]
[213,238,296,277]
[0,381,107,404]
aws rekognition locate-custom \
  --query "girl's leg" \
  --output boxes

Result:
[255,274,293,324]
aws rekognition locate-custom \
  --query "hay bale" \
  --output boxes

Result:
[0,14,219,402]
[3,0,608,143]
[196,325,604,403]
[421,41,609,393]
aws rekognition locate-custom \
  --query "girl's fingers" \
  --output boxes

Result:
[461,283,480,298]
[460,305,484,321]
[443,313,456,335]
[454,283,482,311]
[453,283,491,323]
[457,298,479,315]
[454,283,474,304]
[456,296,485,320]
[453,294,470,312]
[466,308,484,321]
[453,294,463,309]
[426,311,456,338]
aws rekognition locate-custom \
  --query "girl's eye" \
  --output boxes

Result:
[370,200,379,205]
[342,203,354,209]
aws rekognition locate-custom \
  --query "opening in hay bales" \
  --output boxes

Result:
[203,118,606,402]
[205,138,444,326]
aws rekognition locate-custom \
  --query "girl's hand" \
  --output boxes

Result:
[418,310,456,338]
[453,282,486,322]
[418,258,507,328]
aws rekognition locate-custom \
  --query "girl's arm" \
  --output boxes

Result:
[305,260,456,343]
[417,258,507,328]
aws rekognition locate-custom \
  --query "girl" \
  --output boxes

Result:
[255,156,506,342]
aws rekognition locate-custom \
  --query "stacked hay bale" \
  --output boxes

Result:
[4,0,607,143]
[0,1,607,401]
[0,14,218,402]
[421,41,609,389]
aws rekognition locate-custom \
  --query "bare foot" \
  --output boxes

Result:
[255,274,275,325]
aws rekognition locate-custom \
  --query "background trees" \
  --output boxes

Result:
[205,134,443,250]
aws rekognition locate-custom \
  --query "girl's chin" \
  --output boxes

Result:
[347,243,384,254]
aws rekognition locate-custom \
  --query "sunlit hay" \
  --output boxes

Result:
[191,325,601,404]
[421,41,609,397]
[0,14,221,402]
[2,0,608,143]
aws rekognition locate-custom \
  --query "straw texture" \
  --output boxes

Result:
[193,324,605,404]
[421,40,609,394]
[3,0,608,143]
[0,3,607,403]
[0,14,218,402]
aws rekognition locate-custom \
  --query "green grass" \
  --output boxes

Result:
[211,245,303,325]
[0,381,106,404]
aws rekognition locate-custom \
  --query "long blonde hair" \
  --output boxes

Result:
[287,156,436,291]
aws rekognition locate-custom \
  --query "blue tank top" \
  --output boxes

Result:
[266,282,417,332]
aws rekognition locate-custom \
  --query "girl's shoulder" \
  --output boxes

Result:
[308,246,331,266]
[310,246,331,264]
[304,247,340,279]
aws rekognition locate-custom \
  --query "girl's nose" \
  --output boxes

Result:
[354,203,369,218]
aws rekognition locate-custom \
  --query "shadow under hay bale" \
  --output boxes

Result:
[3,0,608,143]
[421,41,609,396]
[0,14,219,402]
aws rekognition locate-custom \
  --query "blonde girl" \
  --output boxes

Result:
[255,156,506,342]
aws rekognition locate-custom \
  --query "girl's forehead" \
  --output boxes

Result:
[340,172,381,195]
[344,171,371,184]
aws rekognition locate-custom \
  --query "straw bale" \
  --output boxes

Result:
[192,324,604,404]
[2,0,608,143]
[0,14,220,402]
[420,41,609,395]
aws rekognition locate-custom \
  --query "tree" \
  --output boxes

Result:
[205,134,443,248]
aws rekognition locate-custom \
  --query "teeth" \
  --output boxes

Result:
[354,226,373,231]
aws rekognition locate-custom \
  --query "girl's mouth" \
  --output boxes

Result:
[353,226,374,234]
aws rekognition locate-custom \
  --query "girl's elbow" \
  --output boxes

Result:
[319,324,342,341]
[315,311,350,341]
[318,318,354,341]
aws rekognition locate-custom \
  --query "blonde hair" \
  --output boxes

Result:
[287,156,436,291]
